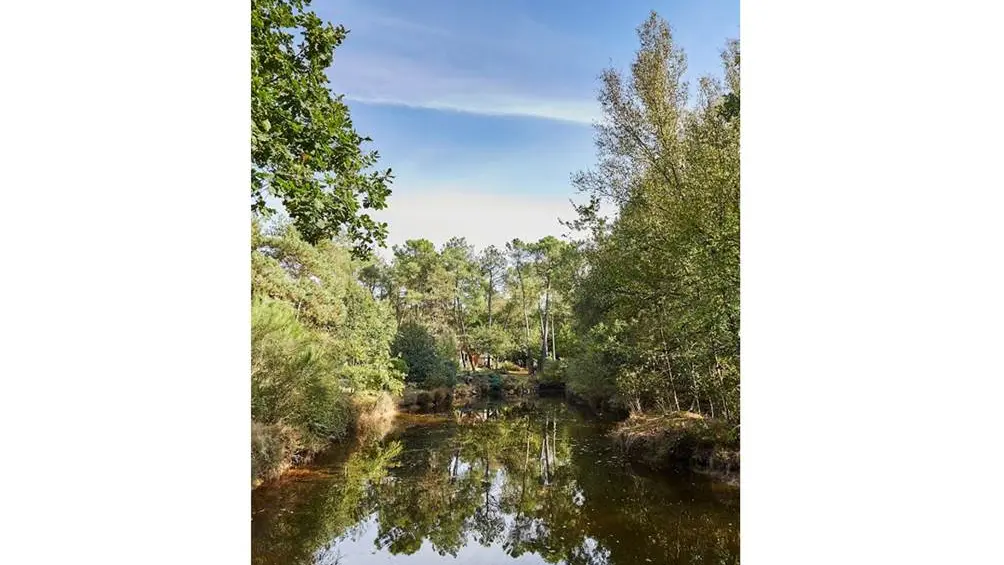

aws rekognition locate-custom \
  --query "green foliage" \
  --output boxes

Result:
[468,324,514,366]
[251,0,392,254]
[538,358,568,385]
[251,296,355,448]
[251,220,405,484]
[391,321,457,387]
[252,222,403,395]
[567,12,739,421]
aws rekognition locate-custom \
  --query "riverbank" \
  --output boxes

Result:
[251,391,397,489]
[611,412,740,485]
[397,371,538,413]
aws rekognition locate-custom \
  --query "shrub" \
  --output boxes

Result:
[501,374,532,397]
[453,383,475,400]
[566,353,617,407]
[539,358,568,385]
[390,357,409,376]
[488,372,503,397]
[251,296,354,446]
[251,422,299,486]
[416,390,434,410]
[392,322,457,386]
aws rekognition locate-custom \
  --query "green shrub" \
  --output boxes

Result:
[566,353,617,405]
[539,358,568,385]
[392,321,457,387]
[431,387,453,408]
[501,374,532,396]
[488,372,503,397]
[453,383,475,400]
[251,296,354,446]
[390,357,409,376]
[416,390,434,409]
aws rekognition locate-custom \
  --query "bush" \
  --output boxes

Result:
[251,422,299,486]
[501,374,532,396]
[431,387,453,407]
[453,383,475,401]
[425,359,459,388]
[251,296,354,446]
[416,390,434,410]
[392,321,457,387]
[390,357,409,376]
[566,353,617,407]
[539,358,568,385]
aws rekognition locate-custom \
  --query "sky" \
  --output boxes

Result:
[309,0,739,258]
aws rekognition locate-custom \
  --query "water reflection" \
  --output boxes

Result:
[252,399,738,565]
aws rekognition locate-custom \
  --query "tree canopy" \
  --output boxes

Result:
[251,0,392,255]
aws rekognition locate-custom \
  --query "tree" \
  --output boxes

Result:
[252,0,392,255]
[441,237,478,368]
[468,325,514,371]
[529,236,572,371]
[505,239,534,370]
[567,12,739,420]
[478,245,507,367]
[391,321,456,387]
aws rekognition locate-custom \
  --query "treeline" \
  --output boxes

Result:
[357,236,580,386]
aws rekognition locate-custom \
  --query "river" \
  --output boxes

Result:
[251,397,739,565]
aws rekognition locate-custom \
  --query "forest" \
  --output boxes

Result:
[251,0,739,487]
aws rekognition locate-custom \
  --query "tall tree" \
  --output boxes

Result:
[505,239,534,370]
[568,12,739,419]
[529,237,571,370]
[478,245,507,368]
[442,237,477,369]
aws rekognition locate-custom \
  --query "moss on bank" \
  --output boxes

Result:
[612,412,739,484]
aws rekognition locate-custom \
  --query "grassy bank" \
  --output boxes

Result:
[611,412,739,484]
[252,391,398,488]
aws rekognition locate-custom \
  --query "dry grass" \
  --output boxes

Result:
[353,391,397,441]
[251,422,301,488]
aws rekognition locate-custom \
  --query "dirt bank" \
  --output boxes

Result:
[611,411,739,485]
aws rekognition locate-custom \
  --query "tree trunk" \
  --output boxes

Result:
[538,277,551,371]
[487,281,493,369]
[549,312,556,360]
[517,269,531,371]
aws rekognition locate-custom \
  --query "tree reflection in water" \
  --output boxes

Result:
[251,399,738,565]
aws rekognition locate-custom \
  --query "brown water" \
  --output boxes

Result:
[251,398,738,565]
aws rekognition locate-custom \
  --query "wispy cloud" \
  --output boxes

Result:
[325,1,602,125]
[343,93,599,125]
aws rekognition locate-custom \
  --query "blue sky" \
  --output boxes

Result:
[310,0,739,255]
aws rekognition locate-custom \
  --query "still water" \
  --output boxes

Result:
[252,398,738,565]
